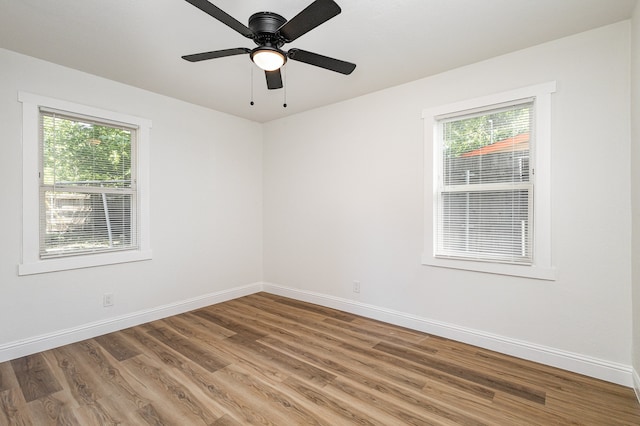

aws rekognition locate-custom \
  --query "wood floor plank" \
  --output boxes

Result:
[260,333,427,392]
[73,339,155,412]
[10,354,63,403]
[94,332,141,362]
[125,319,293,386]
[119,330,246,423]
[191,308,267,342]
[225,301,491,406]
[146,325,230,373]
[230,338,337,386]
[327,376,482,426]
[545,387,640,424]
[0,388,31,426]
[1,292,639,424]
[0,362,16,393]
[337,340,498,402]
[136,402,169,425]
[215,363,333,425]
[227,295,380,347]
[418,340,580,392]
[475,349,638,400]
[374,340,547,404]
[282,375,382,426]
[48,346,122,425]
[195,304,339,388]
[25,392,81,426]
[419,377,530,425]
[490,392,583,426]
[260,334,492,425]
[93,393,166,425]
[218,301,344,348]
[121,354,221,425]
[323,316,429,347]
[350,316,434,343]
[257,293,358,322]
[163,312,236,341]
[212,413,244,426]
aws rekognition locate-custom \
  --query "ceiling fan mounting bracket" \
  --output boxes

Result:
[249,12,286,48]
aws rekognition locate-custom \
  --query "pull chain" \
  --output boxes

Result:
[283,66,287,108]
[250,66,255,106]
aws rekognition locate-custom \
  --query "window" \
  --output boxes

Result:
[422,82,556,280]
[40,110,137,258]
[438,100,533,264]
[19,93,152,275]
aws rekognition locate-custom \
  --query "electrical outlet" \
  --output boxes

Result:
[353,281,360,293]
[103,293,114,307]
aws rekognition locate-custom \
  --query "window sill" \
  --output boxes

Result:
[19,250,153,276]
[422,254,557,281]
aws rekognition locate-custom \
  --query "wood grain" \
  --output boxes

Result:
[1,292,639,425]
[10,353,62,403]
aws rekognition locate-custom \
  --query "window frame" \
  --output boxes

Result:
[19,92,152,275]
[422,82,556,280]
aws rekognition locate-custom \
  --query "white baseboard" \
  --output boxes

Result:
[0,282,262,363]
[634,369,640,404]
[262,282,634,387]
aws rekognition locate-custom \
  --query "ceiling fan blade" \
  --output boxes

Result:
[277,0,341,42]
[265,70,283,90]
[182,48,250,62]
[184,0,254,39]
[288,48,356,75]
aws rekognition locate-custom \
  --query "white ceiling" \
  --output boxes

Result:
[0,0,636,122]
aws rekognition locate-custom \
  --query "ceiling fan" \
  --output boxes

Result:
[181,0,356,90]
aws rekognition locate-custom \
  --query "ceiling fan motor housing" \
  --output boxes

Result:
[249,12,286,47]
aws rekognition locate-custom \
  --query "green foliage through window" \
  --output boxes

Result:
[442,104,531,158]
[42,112,132,188]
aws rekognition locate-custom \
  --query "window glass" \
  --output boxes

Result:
[436,101,533,264]
[40,111,137,258]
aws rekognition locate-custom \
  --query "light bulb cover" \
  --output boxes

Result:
[251,47,287,71]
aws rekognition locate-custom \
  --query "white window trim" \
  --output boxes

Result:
[422,82,556,280]
[18,92,152,275]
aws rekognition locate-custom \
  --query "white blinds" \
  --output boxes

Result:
[436,100,534,264]
[39,109,138,258]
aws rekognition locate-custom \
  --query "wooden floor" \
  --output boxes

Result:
[1,293,639,425]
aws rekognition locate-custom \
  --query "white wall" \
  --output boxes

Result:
[631,2,640,394]
[264,22,633,383]
[0,49,263,358]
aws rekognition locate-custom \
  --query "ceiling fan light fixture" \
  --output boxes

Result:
[251,47,287,71]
